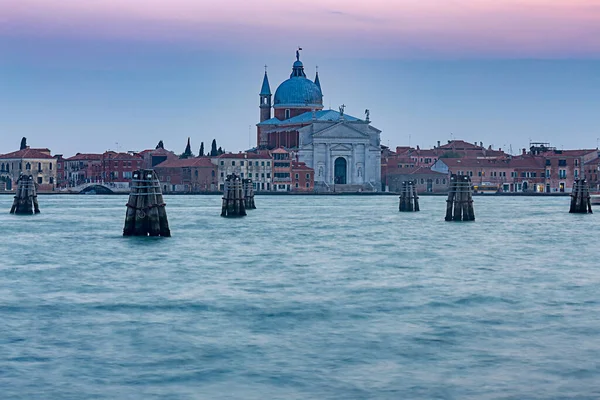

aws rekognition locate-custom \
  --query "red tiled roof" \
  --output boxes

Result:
[542,149,597,157]
[103,152,142,160]
[217,153,271,159]
[292,162,313,171]
[271,148,289,154]
[0,148,54,159]
[388,166,446,176]
[155,157,215,168]
[65,153,103,161]
[439,140,482,150]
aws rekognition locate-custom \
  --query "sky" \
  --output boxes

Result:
[1,0,600,156]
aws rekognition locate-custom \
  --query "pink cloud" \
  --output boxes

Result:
[2,0,600,57]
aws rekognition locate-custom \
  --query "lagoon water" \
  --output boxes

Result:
[1,195,599,399]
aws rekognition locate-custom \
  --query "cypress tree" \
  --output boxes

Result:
[217,147,223,155]
[156,140,164,149]
[180,137,193,159]
[20,137,27,150]
[199,142,204,157]
[210,139,218,156]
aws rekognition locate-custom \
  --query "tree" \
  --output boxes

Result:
[217,147,224,155]
[156,140,164,149]
[20,137,27,150]
[210,139,218,156]
[199,142,204,157]
[180,137,193,159]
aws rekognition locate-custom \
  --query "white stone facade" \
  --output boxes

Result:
[213,154,274,192]
[297,119,381,189]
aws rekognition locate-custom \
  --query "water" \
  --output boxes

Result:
[1,195,599,399]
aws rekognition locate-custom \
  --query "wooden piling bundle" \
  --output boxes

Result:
[10,174,40,215]
[399,180,420,212]
[243,178,256,210]
[221,174,247,217]
[123,169,171,236]
[569,178,593,214]
[445,174,475,221]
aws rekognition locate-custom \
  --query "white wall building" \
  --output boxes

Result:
[297,111,381,191]
[213,153,273,191]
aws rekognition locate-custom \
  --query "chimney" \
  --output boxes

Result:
[437,140,441,148]
[522,148,526,155]
[480,142,483,148]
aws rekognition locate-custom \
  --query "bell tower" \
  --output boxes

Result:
[259,66,272,122]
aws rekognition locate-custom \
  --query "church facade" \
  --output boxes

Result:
[256,50,381,190]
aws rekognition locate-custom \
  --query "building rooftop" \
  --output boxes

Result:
[258,109,362,126]
[155,157,215,168]
[0,148,55,159]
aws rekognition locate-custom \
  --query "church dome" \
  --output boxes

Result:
[273,55,323,108]
[274,78,323,108]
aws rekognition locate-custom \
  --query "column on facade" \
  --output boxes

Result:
[350,144,356,185]
[364,144,369,183]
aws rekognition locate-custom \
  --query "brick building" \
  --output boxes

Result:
[63,153,103,186]
[102,152,143,183]
[154,157,217,193]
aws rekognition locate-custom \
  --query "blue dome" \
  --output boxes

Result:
[274,77,323,108]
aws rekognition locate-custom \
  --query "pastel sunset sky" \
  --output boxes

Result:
[1,0,600,155]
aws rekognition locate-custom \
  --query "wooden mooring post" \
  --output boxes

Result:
[123,169,171,237]
[10,174,40,215]
[243,178,256,210]
[221,174,247,217]
[445,174,475,221]
[569,178,592,214]
[399,180,420,212]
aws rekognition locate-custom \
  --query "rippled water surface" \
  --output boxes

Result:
[1,194,599,399]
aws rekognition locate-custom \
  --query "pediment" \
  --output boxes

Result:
[330,143,353,151]
[312,122,369,139]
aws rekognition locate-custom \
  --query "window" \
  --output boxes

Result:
[558,159,567,167]
[306,173,310,180]
[241,161,244,166]
[435,179,439,184]
[241,173,244,178]
[255,161,259,166]
[545,159,551,166]
[267,161,270,166]
[26,163,31,170]
[295,183,299,188]
[232,161,235,166]
[38,162,42,171]
[478,171,482,177]
[575,159,579,166]
[575,170,579,178]
[420,179,424,184]
[255,173,258,178]
[261,161,265,166]
[220,161,224,166]
[295,173,299,180]
[123,171,133,179]
[49,163,53,170]
[38,177,43,184]
[442,179,446,184]
[49,177,54,184]
[559,169,567,179]
[220,172,224,177]
[261,173,265,178]
[285,109,290,119]
[306,182,310,188]
[267,173,271,178]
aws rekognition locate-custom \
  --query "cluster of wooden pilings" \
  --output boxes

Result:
[570,178,593,214]
[243,178,256,210]
[399,180,419,212]
[123,169,171,236]
[221,174,247,217]
[445,174,475,221]
[10,174,40,215]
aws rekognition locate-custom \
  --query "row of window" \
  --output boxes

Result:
[219,160,271,167]
[0,162,53,172]
[220,172,272,179]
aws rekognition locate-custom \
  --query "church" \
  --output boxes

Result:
[257,50,382,191]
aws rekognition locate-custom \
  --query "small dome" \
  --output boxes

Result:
[293,60,303,68]
[274,78,323,108]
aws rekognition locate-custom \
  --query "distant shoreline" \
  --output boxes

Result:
[0,191,574,197]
